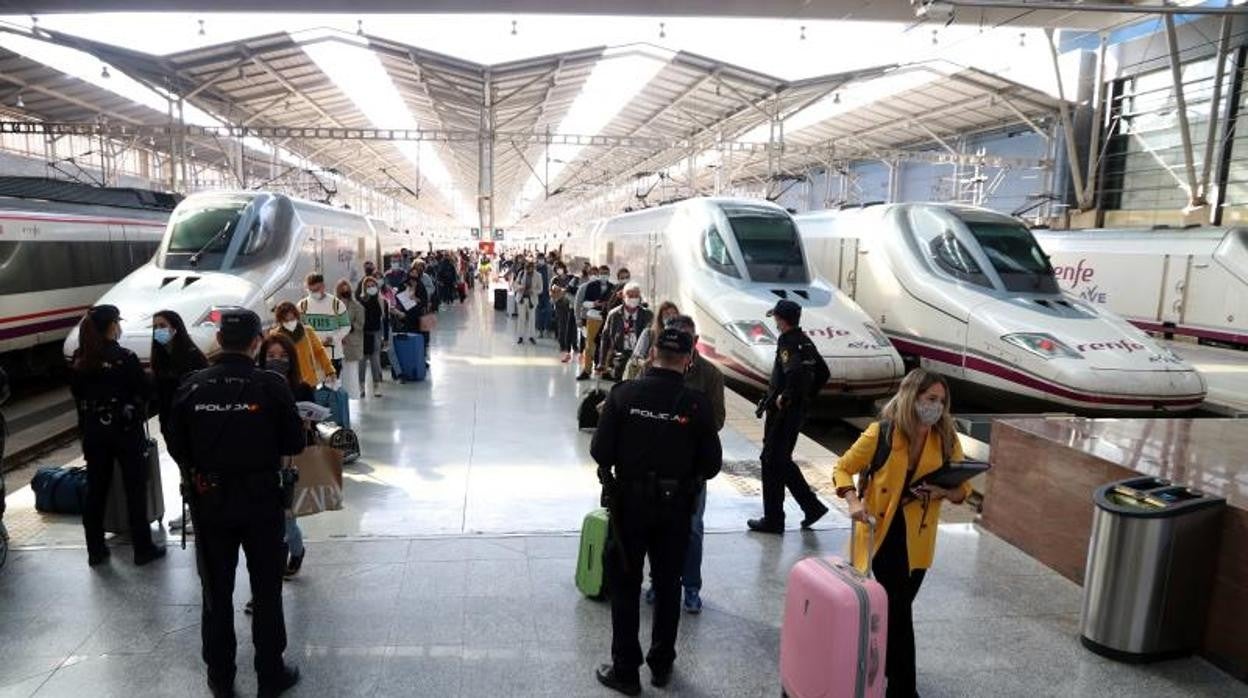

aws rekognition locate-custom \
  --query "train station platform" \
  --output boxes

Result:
[0,291,1242,697]
[1163,340,1248,416]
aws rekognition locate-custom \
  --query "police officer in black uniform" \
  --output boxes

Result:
[167,310,304,698]
[70,304,164,567]
[747,299,831,534]
[590,328,722,695]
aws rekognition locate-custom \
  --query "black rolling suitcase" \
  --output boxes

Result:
[494,288,508,311]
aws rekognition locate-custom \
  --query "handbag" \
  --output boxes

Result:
[419,313,438,333]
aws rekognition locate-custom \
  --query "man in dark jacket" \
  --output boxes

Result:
[590,328,723,695]
[748,300,831,534]
[599,282,653,381]
[168,310,305,698]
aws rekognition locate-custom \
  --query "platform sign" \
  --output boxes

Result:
[470,227,480,239]
[492,228,504,241]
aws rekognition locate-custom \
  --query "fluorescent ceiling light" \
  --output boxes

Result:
[506,45,667,225]
[303,36,473,225]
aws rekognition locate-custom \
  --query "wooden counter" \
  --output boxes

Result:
[981,417,1248,681]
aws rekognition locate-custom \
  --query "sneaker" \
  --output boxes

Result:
[529,338,537,345]
[373,390,382,398]
[644,586,655,605]
[683,588,702,614]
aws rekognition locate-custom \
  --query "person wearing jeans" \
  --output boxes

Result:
[645,314,725,614]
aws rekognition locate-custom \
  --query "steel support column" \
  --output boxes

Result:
[1163,14,1203,207]
[478,70,495,237]
[1200,13,1233,205]
[1045,28,1089,211]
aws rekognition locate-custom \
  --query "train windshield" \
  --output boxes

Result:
[159,194,289,271]
[161,195,254,270]
[722,205,809,283]
[961,219,1059,293]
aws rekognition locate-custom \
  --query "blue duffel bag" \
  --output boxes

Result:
[32,466,88,515]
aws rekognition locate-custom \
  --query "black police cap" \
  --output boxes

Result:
[88,304,121,332]
[655,327,694,355]
[219,309,263,345]
[766,299,801,324]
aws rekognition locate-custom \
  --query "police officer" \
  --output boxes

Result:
[167,310,304,698]
[70,304,164,567]
[747,299,831,534]
[590,328,722,695]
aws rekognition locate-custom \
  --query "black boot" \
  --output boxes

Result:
[595,665,641,696]
[258,664,300,698]
[801,501,830,530]
[747,518,784,534]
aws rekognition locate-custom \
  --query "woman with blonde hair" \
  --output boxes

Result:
[832,368,969,698]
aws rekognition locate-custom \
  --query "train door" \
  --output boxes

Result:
[1158,254,1191,325]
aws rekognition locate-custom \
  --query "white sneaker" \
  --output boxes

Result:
[373,391,382,397]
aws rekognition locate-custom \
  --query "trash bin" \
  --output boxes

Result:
[1080,476,1225,662]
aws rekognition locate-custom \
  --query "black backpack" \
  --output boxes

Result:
[578,387,608,430]
[857,419,894,498]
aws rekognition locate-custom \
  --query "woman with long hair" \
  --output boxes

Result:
[70,305,164,567]
[150,309,208,533]
[334,278,366,399]
[270,301,336,387]
[150,310,208,438]
[833,368,969,698]
[257,334,313,578]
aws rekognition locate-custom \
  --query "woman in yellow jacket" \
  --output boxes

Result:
[271,301,337,386]
[833,368,971,698]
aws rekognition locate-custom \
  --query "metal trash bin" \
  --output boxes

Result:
[1080,476,1225,662]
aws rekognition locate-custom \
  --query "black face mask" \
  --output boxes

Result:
[265,357,290,377]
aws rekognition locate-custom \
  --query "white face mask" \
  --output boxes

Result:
[624,297,641,309]
[311,290,325,301]
[916,401,943,426]
[366,286,379,296]
[282,320,299,332]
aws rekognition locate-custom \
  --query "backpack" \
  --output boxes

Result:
[856,419,894,499]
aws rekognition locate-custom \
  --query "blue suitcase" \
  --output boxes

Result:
[393,333,427,382]
[32,466,88,515]
[314,385,351,429]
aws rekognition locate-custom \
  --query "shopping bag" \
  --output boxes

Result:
[291,445,344,517]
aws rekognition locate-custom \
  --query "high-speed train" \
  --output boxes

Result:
[66,191,386,363]
[1034,227,1248,348]
[797,204,1207,412]
[0,178,177,366]
[570,198,904,402]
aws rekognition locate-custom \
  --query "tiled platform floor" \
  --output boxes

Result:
[0,528,1239,698]
[0,290,1242,696]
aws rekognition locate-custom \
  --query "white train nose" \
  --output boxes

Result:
[1039,360,1207,411]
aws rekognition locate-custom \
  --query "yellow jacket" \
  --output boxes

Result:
[832,421,969,573]
[272,325,336,386]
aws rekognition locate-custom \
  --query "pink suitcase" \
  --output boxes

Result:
[780,522,888,698]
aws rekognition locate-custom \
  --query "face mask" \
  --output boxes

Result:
[282,320,299,332]
[625,297,641,309]
[391,262,401,270]
[311,291,326,301]
[265,358,290,376]
[916,401,944,426]
[366,286,379,296]
[619,277,630,284]
[153,328,173,346]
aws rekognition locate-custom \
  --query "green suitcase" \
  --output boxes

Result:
[575,508,610,600]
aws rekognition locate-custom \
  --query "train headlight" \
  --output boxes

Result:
[195,306,245,328]
[1001,333,1083,360]
[726,321,777,346]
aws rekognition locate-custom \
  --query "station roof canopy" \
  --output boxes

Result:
[0,25,1074,226]
[0,42,276,186]
[18,1,1217,31]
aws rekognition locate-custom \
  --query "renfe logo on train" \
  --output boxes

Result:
[1052,258,1108,303]
[806,327,851,338]
[1074,339,1147,353]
